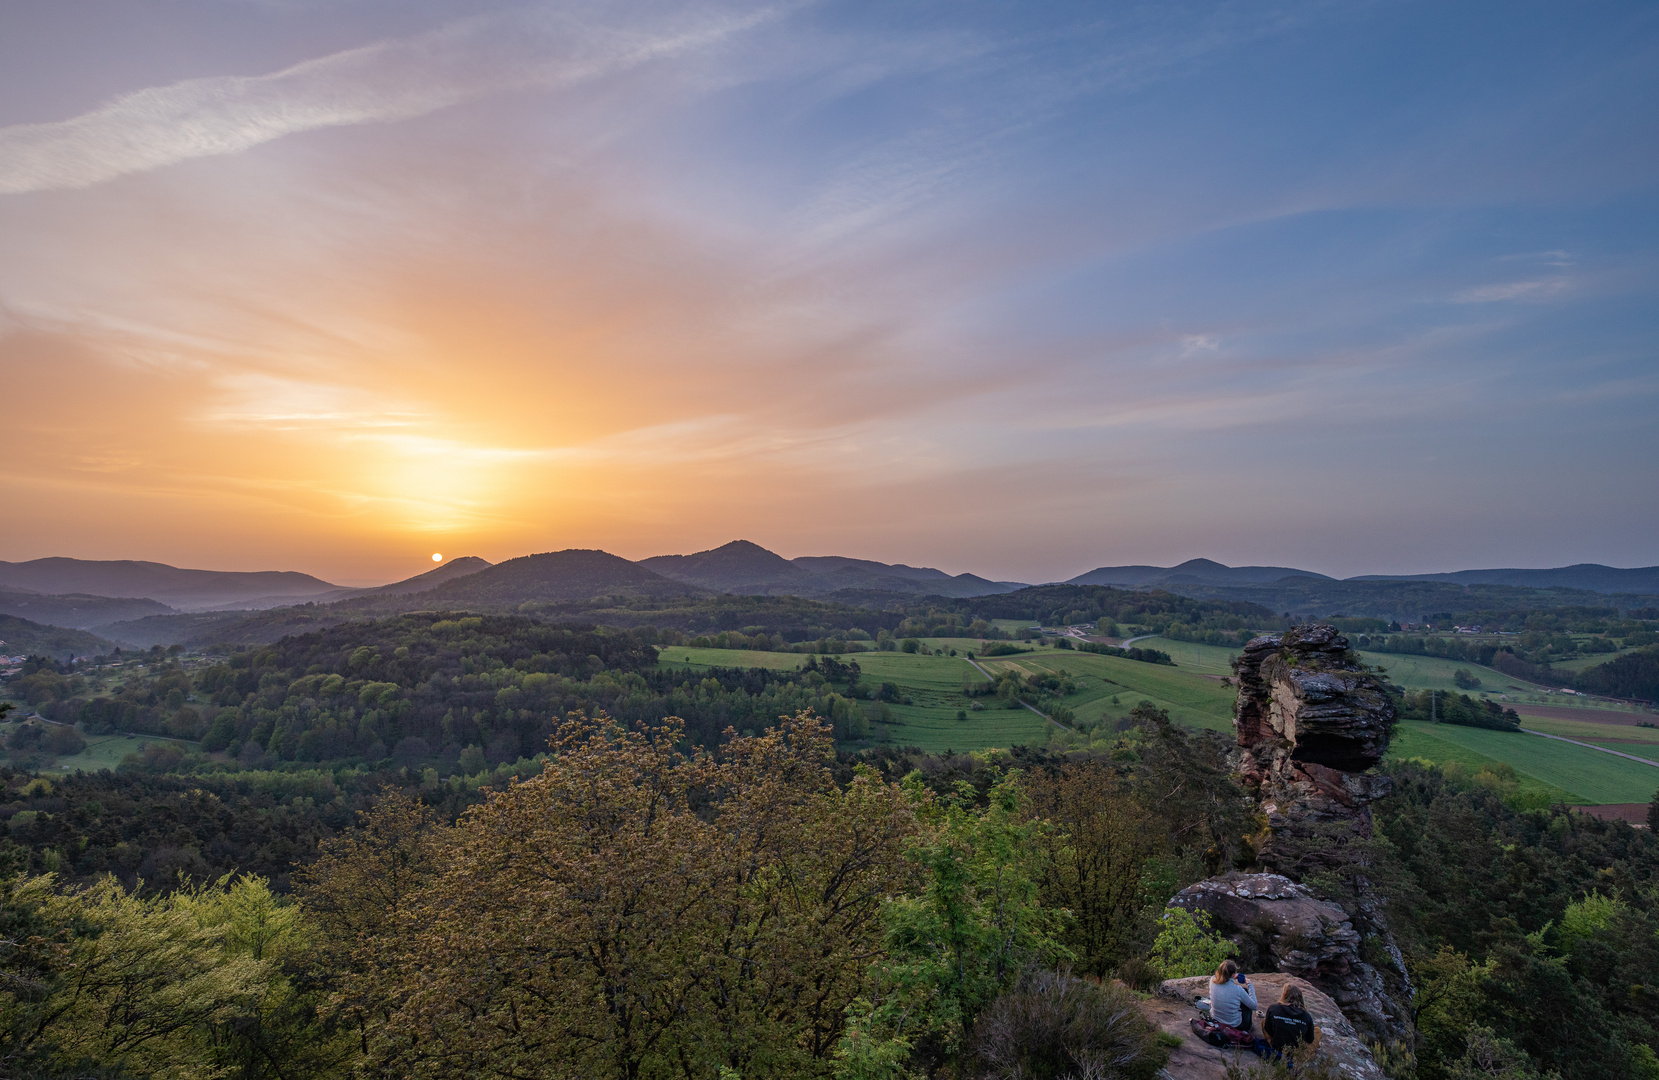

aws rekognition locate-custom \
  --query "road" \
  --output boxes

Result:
[1521,728,1659,769]
[1118,635,1157,648]
[965,655,1075,731]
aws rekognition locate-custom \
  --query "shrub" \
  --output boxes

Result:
[1146,907,1236,979]
[43,724,86,756]
[1114,957,1162,992]
[972,968,1170,1080]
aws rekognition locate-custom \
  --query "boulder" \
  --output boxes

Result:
[1169,873,1404,1042]
[1143,972,1385,1080]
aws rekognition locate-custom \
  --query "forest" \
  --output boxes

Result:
[4,609,1659,1078]
[0,703,1653,1079]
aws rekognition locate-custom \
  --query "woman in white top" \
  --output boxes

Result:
[1208,959,1258,1033]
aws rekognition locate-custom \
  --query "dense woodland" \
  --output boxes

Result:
[4,602,1659,1076]
[0,702,1653,1078]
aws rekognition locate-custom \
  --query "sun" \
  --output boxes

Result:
[432,553,443,562]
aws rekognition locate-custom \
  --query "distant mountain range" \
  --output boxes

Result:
[3,547,1656,652]
[642,540,1025,598]
[0,558,343,612]
[1066,558,1659,595]
[1067,558,1333,588]
[1353,564,1659,594]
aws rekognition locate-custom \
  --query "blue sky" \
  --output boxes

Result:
[0,0,1654,583]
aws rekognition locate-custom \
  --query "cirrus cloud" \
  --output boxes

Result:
[0,1,776,195]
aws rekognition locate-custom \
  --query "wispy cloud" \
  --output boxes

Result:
[1452,278,1571,303]
[0,2,774,195]
[1178,333,1221,357]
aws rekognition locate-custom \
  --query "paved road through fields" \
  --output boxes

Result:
[1521,728,1659,769]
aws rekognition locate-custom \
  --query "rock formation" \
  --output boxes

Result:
[1233,624,1396,863]
[1168,625,1412,1048]
[1143,972,1386,1080]
[1170,873,1401,1043]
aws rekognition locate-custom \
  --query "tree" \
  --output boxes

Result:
[847,773,1072,1068]
[1145,907,1235,979]
[0,867,343,1079]
[1024,762,1163,974]
[346,712,919,1079]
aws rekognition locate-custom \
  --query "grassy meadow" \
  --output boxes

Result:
[971,649,1236,733]
[657,641,1236,752]
[1387,720,1659,805]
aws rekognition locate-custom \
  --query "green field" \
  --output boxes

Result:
[0,725,198,776]
[1130,637,1238,676]
[656,644,1234,751]
[654,645,1658,795]
[1551,646,1644,673]
[974,651,1235,733]
[1130,635,1557,697]
[658,647,1050,752]
[1387,721,1659,805]
[48,734,158,773]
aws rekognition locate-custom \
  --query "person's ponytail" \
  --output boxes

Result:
[1212,959,1240,985]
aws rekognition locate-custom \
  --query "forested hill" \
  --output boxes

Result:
[0,614,113,659]
[33,614,886,769]
[93,581,1277,650]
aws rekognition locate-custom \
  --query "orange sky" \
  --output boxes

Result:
[2,1,1655,585]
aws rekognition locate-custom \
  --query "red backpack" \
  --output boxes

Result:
[1190,1014,1259,1049]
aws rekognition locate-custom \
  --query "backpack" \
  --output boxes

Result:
[1190,1015,1257,1049]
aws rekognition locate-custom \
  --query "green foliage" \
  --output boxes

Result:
[1076,642,1176,665]
[1380,761,1659,1080]
[0,868,349,1078]
[847,774,1072,1066]
[970,968,1170,1080]
[1554,892,1623,952]
[1397,690,1522,731]
[1576,646,1659,701]
[1145,906,1235,978]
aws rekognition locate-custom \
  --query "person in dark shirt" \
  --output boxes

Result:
[1263,984,1317,1061]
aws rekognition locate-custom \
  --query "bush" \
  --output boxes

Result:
[1452,668,1482,690]
[1146,907,1236,979]
[972,968,1170,1080]
[1114,957,1162,992]
[43,724,85,756]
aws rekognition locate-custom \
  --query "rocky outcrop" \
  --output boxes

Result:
[1163,625,1411,1051]
[1232,625,1396,864]
[1169,873,1398,1042]
[1144,973,1386,1080]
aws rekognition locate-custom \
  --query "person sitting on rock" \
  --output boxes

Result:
[1209,959,1258,1034]
[1264,983,1317,1061]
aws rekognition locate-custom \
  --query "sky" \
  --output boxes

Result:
[0,0,1655,587]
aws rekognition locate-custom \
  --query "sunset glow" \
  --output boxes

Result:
[1,1,1654,584]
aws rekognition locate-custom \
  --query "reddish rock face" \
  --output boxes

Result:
[1189,624,1411,1051]
[1233,624,1395,772]
[1231,625,1396,853]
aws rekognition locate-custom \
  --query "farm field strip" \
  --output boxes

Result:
[659,645,1042,752]
[655,644,1235,747]
[1389,721,1659,804]
[1512,714,1659,745]
[975,651,1236,732]
[1386,724,1583,804]
[1510,704,1659,726]
[1518,728,1659,768]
